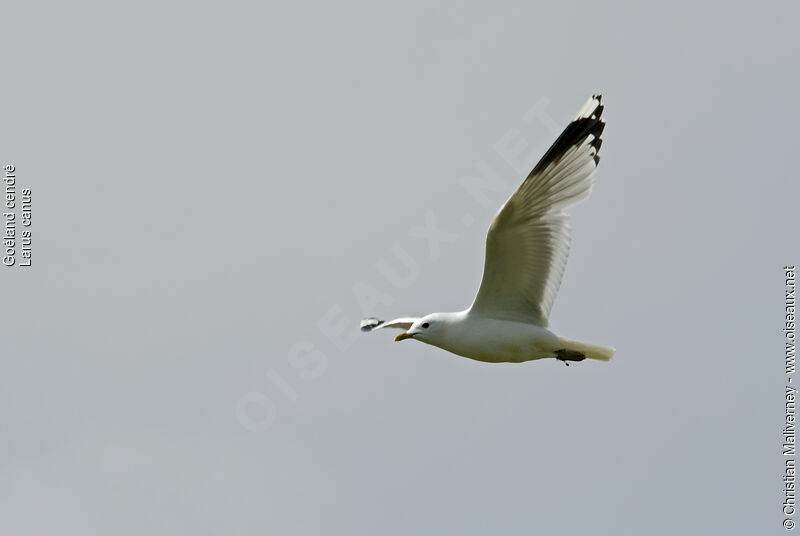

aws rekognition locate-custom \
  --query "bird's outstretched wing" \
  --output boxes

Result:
[469,94,605,327]
[360,317,420,332]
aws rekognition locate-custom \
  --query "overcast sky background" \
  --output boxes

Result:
[1,1,798,534]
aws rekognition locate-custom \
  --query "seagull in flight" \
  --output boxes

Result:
[361,95,614,365]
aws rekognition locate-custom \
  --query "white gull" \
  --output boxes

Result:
[361,94,614,365]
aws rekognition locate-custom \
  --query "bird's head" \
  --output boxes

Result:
[394,314,444,343]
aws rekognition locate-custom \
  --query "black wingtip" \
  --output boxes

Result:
[593,104,604,120]
[360,318,384,332]
[527,94,606,177]
[590,120,605,140]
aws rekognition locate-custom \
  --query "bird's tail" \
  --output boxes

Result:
[559,338,615,361]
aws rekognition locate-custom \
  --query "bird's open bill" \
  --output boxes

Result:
[394,332,413,342]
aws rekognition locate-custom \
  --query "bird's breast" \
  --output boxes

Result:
[433,317,560,363]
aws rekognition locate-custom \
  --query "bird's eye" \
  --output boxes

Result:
[421,323,429,329]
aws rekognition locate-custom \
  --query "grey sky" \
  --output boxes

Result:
[1,1,797,534]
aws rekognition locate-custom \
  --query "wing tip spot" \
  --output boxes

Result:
[360,318,384,332]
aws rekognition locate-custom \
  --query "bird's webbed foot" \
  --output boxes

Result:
[555,349,586,366]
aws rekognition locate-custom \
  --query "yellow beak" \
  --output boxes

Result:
[394,332,414,342]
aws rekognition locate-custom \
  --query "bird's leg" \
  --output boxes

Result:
[555,349,586,366]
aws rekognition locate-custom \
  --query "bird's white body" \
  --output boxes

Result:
[360,95,615,365]
[395,310,613,363]
[416,310,560,363]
